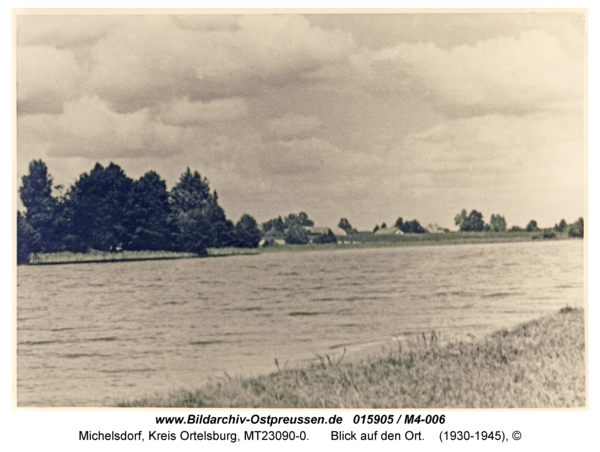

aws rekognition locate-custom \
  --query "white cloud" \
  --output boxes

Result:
[158,97,248,125]
[397,112,584,195]
[264,112,322,139]
[23,96,193,159]
[17,15,122,48]
[83,15,354,113]
[354,29,583,114]
[258,138,337,176]
[17,46,86,114]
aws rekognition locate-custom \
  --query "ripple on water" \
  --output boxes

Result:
[17,240,584,406]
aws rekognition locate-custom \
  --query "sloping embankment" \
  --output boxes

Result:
[120,307,585,408]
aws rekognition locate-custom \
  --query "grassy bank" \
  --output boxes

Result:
[25,247,259,265]
[25,232,579,264]
[120,307,585,408]
[27,249,199,265]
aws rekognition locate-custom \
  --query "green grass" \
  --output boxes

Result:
[120,308,585,408]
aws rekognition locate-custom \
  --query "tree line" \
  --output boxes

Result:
[454,209,584,237]
[17,160,585,264]
[17,160,261,263]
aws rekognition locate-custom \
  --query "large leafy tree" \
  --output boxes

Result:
[284,212,314,228]
[169,168,233,254]
[460,210,485,232]
[284,223,309,245]
[554,219,568,233]
[233,214,261,248]
[18,160,63,254]
[490,214,507,232]
[65,162,134,251]
[526,220,539,232]
[454,209,468,230]
[568,217,584,237]
[125,171,174,251]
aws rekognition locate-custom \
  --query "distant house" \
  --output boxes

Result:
[424,223,445,233]
[259,238,286,246]
[331,227,348,236]
[374,227,404,235]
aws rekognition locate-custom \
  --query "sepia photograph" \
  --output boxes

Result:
[14,10,586,409]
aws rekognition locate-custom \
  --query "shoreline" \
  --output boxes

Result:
[119,307,585,409]
[22,233,579,266]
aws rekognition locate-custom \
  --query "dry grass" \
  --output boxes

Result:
[120,308,585,408]
[206,247,259,257]
[28,249,198,265]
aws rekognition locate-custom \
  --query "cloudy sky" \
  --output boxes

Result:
[16,12,586,230]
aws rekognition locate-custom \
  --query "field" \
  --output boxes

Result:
[120,307,585,408]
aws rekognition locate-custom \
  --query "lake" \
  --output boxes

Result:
[16,239,584,407]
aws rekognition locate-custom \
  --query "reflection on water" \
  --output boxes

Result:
[17,240,584,406]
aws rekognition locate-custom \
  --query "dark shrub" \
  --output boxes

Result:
[284,223,309,245]
[568,218,584,238]
[313,230,337,244]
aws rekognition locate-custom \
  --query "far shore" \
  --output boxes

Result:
[119,307,585,408]
[22,231,579,266]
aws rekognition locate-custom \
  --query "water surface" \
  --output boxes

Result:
[17,240,584,406]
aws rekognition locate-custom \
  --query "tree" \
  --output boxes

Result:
[234,214,261,248]
[490,214,507,232]
[373,225,379,233]
[401,219,427,234]
[381,222,387,229]
[262,216,285,234]
[394,217,403,230]
[17,211,37,263]
[125,171,174,251]
[18,160,62,253]
[454,209,467,229]
[338,218,352,232]
[338,217,357,234]
[169,168,230,255]
[460,210,485,232]
[20,160,53,212]
[568,217,584,237]
[284,223,309,245]
[313,229,337,244]
[297,212,314,227]
[65,163,133,251]
[526,220,539,232]
[284,212,314,229]
[554,219,568,233]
